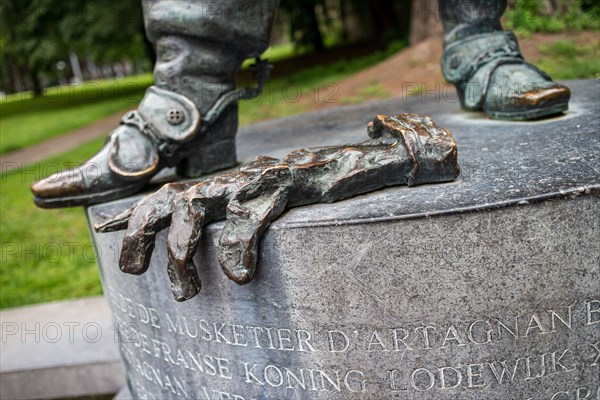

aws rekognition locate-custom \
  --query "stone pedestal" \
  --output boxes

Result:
[88,80,599,400]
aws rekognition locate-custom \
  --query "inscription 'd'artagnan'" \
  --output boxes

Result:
[107,285,599,354]
[104,283,600,399]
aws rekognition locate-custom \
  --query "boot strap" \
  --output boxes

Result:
[109,59,272,178]
[442,31,522,84]
[442,31,552,110]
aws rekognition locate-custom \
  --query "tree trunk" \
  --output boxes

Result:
[409,0,443,45]
[308,5,325,52]
[9,60,23,93]
[30,69,43,97]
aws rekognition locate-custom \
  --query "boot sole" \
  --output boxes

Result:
[33,182,147,209]
[485,101,569,121]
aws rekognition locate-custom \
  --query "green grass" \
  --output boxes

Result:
[0,74,152,154]
[536,40,600,79]
[0,138,105,309]
[241,43,298,69]
[0,74,153,115]
[342,79,391,105]
[504,0,600,36]
[0,96,143,154]
[240,40,406,124]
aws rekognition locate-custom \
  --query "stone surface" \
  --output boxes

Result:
[0,297,124,399]
[87,79,599,399]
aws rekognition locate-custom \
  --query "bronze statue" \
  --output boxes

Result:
[30,0,570,208]
[94,113,460,301]
[439,0,570,120]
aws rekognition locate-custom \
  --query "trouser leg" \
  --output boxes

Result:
[142,0,278,175]
[142,0,277,111]
[438,0,506,44]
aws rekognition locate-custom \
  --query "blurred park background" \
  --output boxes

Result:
[1,0,599,309]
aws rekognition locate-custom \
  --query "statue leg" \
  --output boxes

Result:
[31,0,277,208]
[438,0,570,120]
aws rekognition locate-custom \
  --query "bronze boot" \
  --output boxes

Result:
[439,0,570,120]
[31,0,276,208]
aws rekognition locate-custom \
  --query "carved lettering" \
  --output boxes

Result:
[586,300,600,325]
[344,370,367,393]
[296,329,316,352]
[411,368,435,391]
[588,342,600,366]
[367,330,388,351]
[439,367,462,389]
[525,314,548,336]
[328,330,350,352]
[392,328,413,351]
[495,316,519,340]
[132,357,189,398]
[549,304,573,331]
[241,362,364,393]
[416,326,437,349]
[468,320,493,344]
[487,359,520,384]
[442,325,467,347]
[107,289,597,397]
[466,363,486,388]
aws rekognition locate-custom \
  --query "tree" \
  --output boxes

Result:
[0,0,66,95]
[409,0,443,45]
[0,0,151,95]
[279,0,328,52]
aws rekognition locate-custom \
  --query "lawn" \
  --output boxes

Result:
[0,138,106,309]
[0,96,145,154]
[0,74,152,154]
[536,40,600,79]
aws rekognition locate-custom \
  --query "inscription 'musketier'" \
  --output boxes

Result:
[106,283,600,400]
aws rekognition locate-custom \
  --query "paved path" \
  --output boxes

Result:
[0,296,124,399]
[0,109,129,166]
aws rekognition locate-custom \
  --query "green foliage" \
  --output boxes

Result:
[0,0,66,87]
[0,0,149,94]
[0,138,106,309]
[239,40,407,124]
[536,40,600,79]
[278,0,410,53]
[1,74,152,116]
[56,0,147,64]
[279,0,331,52]
[0,74,152,154]
[0,95,144,154]
[504,0,600,35]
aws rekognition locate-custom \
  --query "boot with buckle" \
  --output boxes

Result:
[31,0,276,208]
[439,0,570,120]
[30,60,271,208]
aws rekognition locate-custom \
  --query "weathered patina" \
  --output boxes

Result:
[95,113,460,301]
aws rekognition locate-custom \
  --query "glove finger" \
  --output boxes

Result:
[94,206,135,233]
[218,166,291,284]
[166,192,207,301]
[120,183,186,275]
